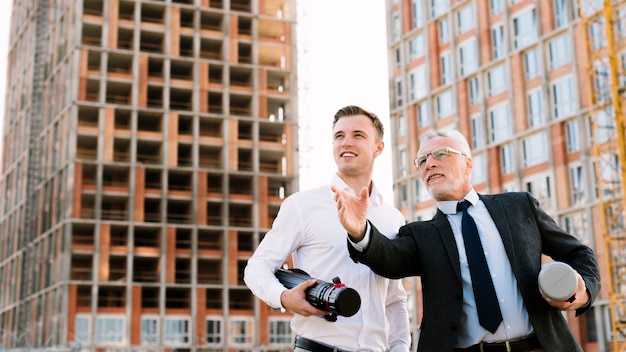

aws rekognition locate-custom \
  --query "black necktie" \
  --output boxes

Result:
[458,200,503,333]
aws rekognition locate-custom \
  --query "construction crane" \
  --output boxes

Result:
[578,0,626,350]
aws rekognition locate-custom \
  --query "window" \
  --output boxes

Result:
[141,316,159,345]
[457,4,474,34]
[410,66,428,100]
[501,143,515,174]
[439,18,450,44]
[513,8,537,49]
[432,0,449,18]
[471,114,484,148]
[164,317,190,346]
[492,24,505,59]
[472,153,486,184]
[522,132,549,167]
[587,17,606,51]
[527,89,545,127]
[229,318,253,345]
[396,79,403,106]
[566,120,580,152]
[491,0,503,15]
[412,0,425,29]
[562,211,590,245]
[524,48,540,79]
[206,317,223,345]
[437,90,454,119]
[597,153,621,199]
[398,114,406,137]
[525,175,552,209]
[395,47,401,68]
[415,178,430,202]
[554,0,568,28]
[400,149,408,177]
[592,108,616,144]
[593,63,610,102]
[552,76,576,118]
[441,52,452,84]
[569,165,585,205]
[75,315,91,345]
[459,39,478,76]
[269,318,291,345]
[468,77,480,105]
[548,34,571,69]
[402,183,408,207]
[408,33,425,61]
[487,64,507,96]
[95,315,125,345]
[418,101,429,127]
[489,103,512,142]
[393,13,401,41]
[580,0,602,16]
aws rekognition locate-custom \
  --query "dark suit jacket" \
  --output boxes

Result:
[348,192,600,352]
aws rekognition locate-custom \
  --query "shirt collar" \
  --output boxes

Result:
[329,173,384,206]
[436,188,479,215]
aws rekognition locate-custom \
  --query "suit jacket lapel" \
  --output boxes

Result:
[432,210,462,282]
[480,194,517,268]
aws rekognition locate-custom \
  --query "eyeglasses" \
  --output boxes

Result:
[413,147,466,169]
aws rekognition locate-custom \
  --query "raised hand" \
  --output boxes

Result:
[331,185,369,241]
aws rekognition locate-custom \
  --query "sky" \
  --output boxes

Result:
[0,0,394,199]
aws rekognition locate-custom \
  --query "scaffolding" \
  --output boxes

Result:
[578,0,626,350]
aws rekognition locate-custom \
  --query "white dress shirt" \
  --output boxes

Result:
[244,174,411,352]
[438,189,533,347]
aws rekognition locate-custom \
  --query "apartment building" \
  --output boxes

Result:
[0,0,297,350]
[385,0,622,350]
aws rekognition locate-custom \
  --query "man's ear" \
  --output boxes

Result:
[375,141,384,156]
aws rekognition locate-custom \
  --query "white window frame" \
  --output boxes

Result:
[412,0,425,29]
[439,17,450,43]
[468,77,480,105]
[525,174,553,210]
[471,153,487,184]
[524,48,540,79]
[459,39,478,76]
[163,316,191,346]
[441,51,452,85]
[554,0,569,28]
[75,314,91,345]
[566,119,580,153]
[513,7,537,49]
[487,64,507,97]
[269,317,292,345]
[436,90,454,119]
[527,88,545,127]
[471,114,484,149]
[548,34,571,70]
[569,164,585,206]
[492,24,505,59]
[457,4,474,34]
[501,143,515,174]
[141,315,159,346]
[408,33,425,61]
[522,132,549,167]
[489,103,512,142]
[552,76,576,118]
[95,314,126,346]
[229,317,254,346]
[206,316,224,346]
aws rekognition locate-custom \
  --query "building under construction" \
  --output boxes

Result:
[385,0,626,351]
[0,0,298,350]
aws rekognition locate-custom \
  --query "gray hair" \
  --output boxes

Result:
[419,129,472,157]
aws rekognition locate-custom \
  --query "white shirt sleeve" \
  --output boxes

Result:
[243,196,303,308]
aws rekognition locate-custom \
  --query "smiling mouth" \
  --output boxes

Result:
[427,174,444,182]
[341,152,357,157]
